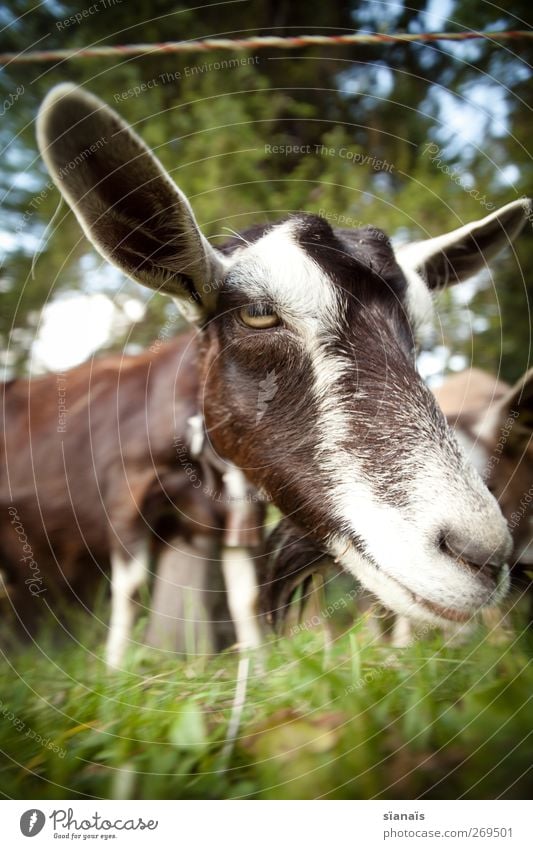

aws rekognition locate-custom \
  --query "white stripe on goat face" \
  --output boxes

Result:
[398,263,435,334]
[226,219,356,449]
[228,219,342,340]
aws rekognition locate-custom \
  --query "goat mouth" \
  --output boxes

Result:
[378,558,507,624]
[382,561,509,623]
[382,571,473,623]
[408,591,472,623]
[341,541,508,624]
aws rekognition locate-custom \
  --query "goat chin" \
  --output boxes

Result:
[333,541,510,628]
[260,521,511,642]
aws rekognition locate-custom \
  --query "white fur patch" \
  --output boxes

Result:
[321,411,511,622]
[106,544,150,668]
[396,261,435,334]
[221,547,262,649]
[307,321,508,621]
[227,220,341,339]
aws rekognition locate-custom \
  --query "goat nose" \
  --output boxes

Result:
[439,528,511,579]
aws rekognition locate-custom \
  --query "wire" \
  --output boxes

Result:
[1,30,532,66]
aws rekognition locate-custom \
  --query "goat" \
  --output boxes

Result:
[1,342,263,665]
[33,83,529,663]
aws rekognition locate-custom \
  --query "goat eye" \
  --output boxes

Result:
[239,303,280,329]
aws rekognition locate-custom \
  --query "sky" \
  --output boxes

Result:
[31,293,146,372]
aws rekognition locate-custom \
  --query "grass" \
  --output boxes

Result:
[0,605,532,800]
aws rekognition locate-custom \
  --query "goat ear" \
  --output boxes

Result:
[37,84,224,322]
[495,368,533,454]
[397,199,531,290]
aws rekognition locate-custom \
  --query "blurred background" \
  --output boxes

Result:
[1,0,531,384]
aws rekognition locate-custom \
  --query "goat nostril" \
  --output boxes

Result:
[437,532,448,553]
[438,532,504,578]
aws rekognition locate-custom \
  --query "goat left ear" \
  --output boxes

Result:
[397,199,531,289]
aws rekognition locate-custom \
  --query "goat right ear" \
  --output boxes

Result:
[397,199,531,290]
[37,84,225,322]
